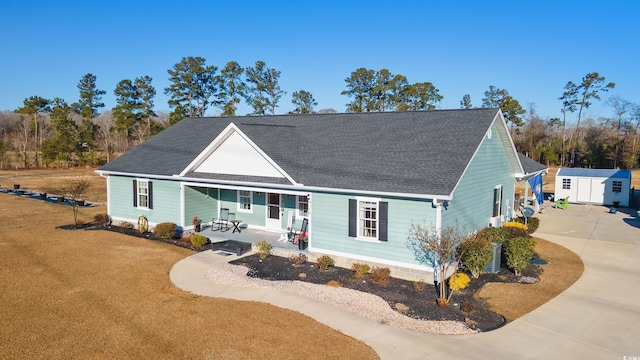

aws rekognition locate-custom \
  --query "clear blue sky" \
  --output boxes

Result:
[1,0,638,122]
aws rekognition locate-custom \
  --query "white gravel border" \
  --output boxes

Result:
[205,263,477,335]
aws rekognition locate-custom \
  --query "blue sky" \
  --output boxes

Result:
[1,0,638,122]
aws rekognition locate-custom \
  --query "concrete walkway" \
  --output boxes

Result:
[170,203,640,359]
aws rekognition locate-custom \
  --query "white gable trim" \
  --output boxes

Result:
[178,123,298,184]
[448,110,523,197]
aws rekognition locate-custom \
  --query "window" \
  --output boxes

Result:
[348,198,388,241]
[133,179,152,209]
[359,201,378,239]
[562,178,571,190]
[493,186,502,217]
[297,195,308,217]
[613,180,622,193]
[237,190,252,213]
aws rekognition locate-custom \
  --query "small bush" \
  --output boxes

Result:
[412,280,427,292]
[504,236,536,276]
[288,253,307,266]
[190,234,207,248]
[351,263,371,279]
[369,267,391,285]
[93,213,110,226]
[476,226,509,244]
[256,240,271,259]
[503,221,528,231]
[515,216,540,234]
[326,280,341,287]
[154,222,177,240]
[448,272,470,292]
[120,221,134,230]
[502,225,529,239]
[459,234,493,278]
[461,301,476,314]
[315,255,335,271]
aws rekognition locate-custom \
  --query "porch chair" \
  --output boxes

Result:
[212,208,230,231]
[554,196,569,210]
[290,218,308,243]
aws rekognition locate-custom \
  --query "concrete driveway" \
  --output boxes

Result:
[171,203,640,359]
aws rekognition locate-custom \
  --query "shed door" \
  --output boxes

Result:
[577,178,592,202]
[590,179,605,204]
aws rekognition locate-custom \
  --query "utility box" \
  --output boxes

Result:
[484,242,502,273]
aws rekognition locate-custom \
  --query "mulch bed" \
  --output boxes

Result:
[61,222,541,331]
[229,254,541,332]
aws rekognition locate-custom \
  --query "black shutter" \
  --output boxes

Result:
[379,202,388,241]
[148,181,153,209]
[348,199,357,237]
[133,179,138,207]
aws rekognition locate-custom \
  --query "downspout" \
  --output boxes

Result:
[433,199,442,235]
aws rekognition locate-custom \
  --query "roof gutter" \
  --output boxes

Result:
[95,169,453,201]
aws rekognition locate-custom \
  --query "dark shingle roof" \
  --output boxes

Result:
[518,153,548,175]
[98,108,501,196]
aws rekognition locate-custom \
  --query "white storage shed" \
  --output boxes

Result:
[554,168,632,207]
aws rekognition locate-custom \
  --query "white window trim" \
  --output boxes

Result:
[355,196,380,242]
[297,195,309,218]
[237,190,253,214]
[612,180,623,193]
[136,178,150,210]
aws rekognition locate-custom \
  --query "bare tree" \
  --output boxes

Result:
[46,177,91,227]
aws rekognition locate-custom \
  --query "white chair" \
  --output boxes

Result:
[278,211,294,242]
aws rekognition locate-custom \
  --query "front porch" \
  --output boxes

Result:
[196,223,306,254]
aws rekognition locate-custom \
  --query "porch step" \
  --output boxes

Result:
[211,240,252,256]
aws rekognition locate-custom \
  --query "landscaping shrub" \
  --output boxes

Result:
[502,225,529,239]
[459,234,493,278]
[326,280,341,287]
[256,240,271,259]
[93,213,110,226]
[504,236,536,276]
[515,216,540,234]
[190,234,207,248]
[120,221,134,230]
[350,263,371,279]
[476,226,509,244]
[154,222,177,240]
[288,253,307,266]
[448,272,470,292]
[412,280,427,292]
[503,221,528,232]
[315,255,335,271]
[369,267,391,285]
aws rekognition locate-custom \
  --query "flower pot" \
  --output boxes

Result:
[195,224,201,232]
[298,240,308,250]
[13,184,20,190]
[436,298,448,308]
[39,193,47,200]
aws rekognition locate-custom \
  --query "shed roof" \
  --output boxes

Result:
[556,168,632,179]
[98,108,512,196]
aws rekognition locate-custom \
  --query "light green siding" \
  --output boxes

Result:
[442,122,517,232]
[311,192,435,265]
[219,189,265,226]
[108,176,181,226]
[185,187,217,226]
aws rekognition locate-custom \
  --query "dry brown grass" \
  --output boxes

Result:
[475,237,584,321]
[0,176,378,359]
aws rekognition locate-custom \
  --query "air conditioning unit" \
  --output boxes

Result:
[484,242,502,273]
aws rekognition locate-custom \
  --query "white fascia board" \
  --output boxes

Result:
[177,122,298,185]
[99,170,451,201]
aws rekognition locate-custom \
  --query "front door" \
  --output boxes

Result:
[266,193,281,230]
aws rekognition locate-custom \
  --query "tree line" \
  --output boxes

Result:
[0,56,635,170]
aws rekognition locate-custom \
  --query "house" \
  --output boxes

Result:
[96,108,528,281]
[554,168,631,207]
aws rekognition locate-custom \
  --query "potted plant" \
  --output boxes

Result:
[298,231,308,250]
[192,216,202,232]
